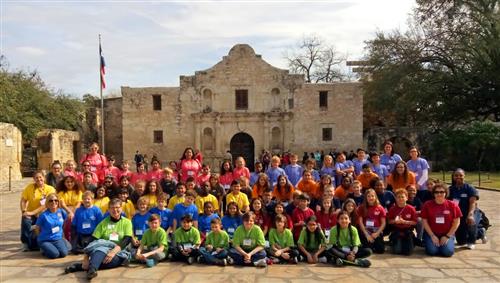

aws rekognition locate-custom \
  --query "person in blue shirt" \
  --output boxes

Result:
[284,154,303,187]
[448,169,482,249]
[132,197,152,248]
[380,141,402,173]
[149,192,172,233]
[372,178,396,212]
[198,202,220,236]
[71,191,103,254]
[171,190,199,230]
[352,148,370,176]
[335,153,355,187]
[250,162,264,187]
[265,156,287,187]
[221,202,242,239]
[369,151,390,184]
[36,193,70,259]
[406,146,430,190]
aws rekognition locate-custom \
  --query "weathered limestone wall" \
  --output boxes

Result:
[37,129,80,170]
[102,97,123,161]
[0,123,23,182]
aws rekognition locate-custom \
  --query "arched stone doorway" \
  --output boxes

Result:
[230,132,255,171]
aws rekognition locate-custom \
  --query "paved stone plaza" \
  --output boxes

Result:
[1,181,499,283]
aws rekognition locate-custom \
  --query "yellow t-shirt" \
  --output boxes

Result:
[21,183,56,212]
[94,197,110,214]
[168,195,185,210]
[58,190,83,207]
[122,200,136,219]
[145,194,158,209]
[225,192,249,212]
[195,194,219,214]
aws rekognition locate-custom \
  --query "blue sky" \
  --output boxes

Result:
[2,0,415,97]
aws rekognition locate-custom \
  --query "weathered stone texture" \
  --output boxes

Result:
[0,123,23,182]
[36,129,80,170]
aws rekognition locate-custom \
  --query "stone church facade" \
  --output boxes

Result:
[108,44,363,170]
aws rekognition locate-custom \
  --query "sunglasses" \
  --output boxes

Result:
[48,199,59,203]
[434,191,446,194]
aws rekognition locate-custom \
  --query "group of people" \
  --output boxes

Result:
[19,141,488,280]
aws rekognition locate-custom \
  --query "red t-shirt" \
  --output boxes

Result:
[315,210,337,231]
[180,159,201,183]
[219,173,234,189]
[196,173,211,186]
[131,172,148,185]
[254,211,269,231]
[147,169,164,181]
[387,204,418,231]
[292,207,315,240]
[421,200,462,237]
[357,204,386,232]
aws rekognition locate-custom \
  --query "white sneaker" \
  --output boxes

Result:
[482,236,488,244]
[254,258,267,268]
[466,244,475,250]
[318,256,328,263]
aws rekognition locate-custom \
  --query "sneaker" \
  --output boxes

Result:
[86,268,98,280]
[355,258,372,268]
[271,257,280,264]
[64,263,83,274]
[196,255,203,264]
[254,258,267,268]
[221,258,227,266]
[466,244,475,250]
[187,256,195,265]
[290,257,298,264]
[482,235,488,244]
[227,256,234,265]
[146,258,156,268]
[21,243,29,252]
[318,256,328,263]
[335,258,344,267]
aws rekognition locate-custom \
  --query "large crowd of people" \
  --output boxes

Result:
[19,141,489,280]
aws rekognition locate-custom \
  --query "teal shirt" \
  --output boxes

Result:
[232,225,265,252]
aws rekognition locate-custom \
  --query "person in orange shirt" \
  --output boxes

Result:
[252,173,271,200]
[357,164,380,192]
[296,170,319,200]
[334,176,353,202]
[273,175,295,203]
[387,161,416,191]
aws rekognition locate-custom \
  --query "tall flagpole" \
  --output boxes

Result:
[99,34,106,155]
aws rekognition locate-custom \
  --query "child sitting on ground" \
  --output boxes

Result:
[135,214,168,267]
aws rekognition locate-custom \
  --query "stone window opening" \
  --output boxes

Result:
[319,91,328,109]
[202,128,214,151]
[153,130,163,143]
[235,89,248,110]
[322,128,333,141]
[153,95,162,111]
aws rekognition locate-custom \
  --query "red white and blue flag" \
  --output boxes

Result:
[100,43,106,89]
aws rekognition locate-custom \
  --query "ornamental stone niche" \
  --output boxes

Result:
[109,44,363,170]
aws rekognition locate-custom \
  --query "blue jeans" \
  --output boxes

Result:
[38,238,70,259]
[423,233,455,257]
[89,250,125,271]
[21,216,38,250]
[228,248,266,266]
[456,209,481,245]
[199,247,228,264]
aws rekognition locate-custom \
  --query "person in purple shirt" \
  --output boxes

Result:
[284,154,304,187]
[380,141,402,172]
[319,155,336,180]
[352,148,370,176]
[304,159,320,182]
[265,156,287,187]
[369,152,389,184]
[335,153,354,187]
[250,162,264,187]
[406,146,430,190]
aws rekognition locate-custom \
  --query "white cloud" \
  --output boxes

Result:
[16,46,46,56]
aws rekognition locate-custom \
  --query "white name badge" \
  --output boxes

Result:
[227,228,235,233]
[82,223,91,229]
[223,185,230,190]
[109,232,119,241]
[51,226,60,234]
[460,193,468,198]
[135,229,143,236]
[243,239,252,246]
[436,216,445,224]
[265,240,270,248]
[187,171,194,176]
[325,230,331,237]
[40,198,46,206]
[453,199,460,205]
[366,220,375,227]
[183,243,193,249]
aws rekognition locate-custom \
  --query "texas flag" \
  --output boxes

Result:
[100,43,106,89]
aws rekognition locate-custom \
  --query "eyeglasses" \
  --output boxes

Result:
[48,199,59,203]
[83,164,91,167]
[434,191,446,195]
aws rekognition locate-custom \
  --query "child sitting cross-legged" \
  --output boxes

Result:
[327,211,372,267]
[135,214,168,267]
[198,218,230,266]
[228,211,267,267]
[171,214,201,265]
[297,215,328,264]
[267,214,299,264]
[71,191,103,254]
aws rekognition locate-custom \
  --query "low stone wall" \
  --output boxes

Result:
[0,123,23,182]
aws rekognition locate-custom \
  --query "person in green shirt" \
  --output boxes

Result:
[297,215,327,264]
[198,218,230,266]
[172,214,201,265]
[135,214,168,267]
[268,214,299,264]
[328,211,372,267]
[228,212,267,267]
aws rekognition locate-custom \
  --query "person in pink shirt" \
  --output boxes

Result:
[219,160,234,191]
[196,164,211,186]
[63,160,78,178]
[79,143,108,183]
[120,160,134,179]
[103,156,121,182]
[147,159,164,181]
[77,161,99,185]
[131,162,148,185]
[232,156,250,181]
[179,147,202,183]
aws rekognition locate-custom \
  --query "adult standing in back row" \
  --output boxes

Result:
[380,141,402,173]
[179,147,202,184]
[80,143,108,184]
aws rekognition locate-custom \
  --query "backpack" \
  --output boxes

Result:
[478,209,491,230]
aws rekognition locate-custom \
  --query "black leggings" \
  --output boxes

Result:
[328,246,372,260]
[359,232,385,254]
